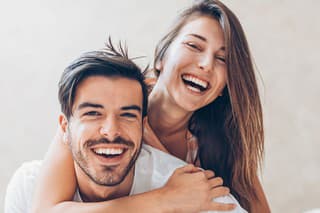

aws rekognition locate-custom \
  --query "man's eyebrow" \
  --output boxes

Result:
[77,102,104,110]
[121,105,141,112]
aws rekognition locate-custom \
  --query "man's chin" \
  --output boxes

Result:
[75,144,141,187]
[88,163,135,186]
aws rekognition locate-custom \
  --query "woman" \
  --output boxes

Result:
[32,0,270,212]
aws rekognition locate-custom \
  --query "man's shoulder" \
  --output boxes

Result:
[4,160,42,213]
[139,144,187,171]
[12,160,42,178]
[6,160,43,191]
[131,144,186,194]
[135,145,247,212]
[210,195,247,213]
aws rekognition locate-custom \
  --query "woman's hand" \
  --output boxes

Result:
[160,164,236,212]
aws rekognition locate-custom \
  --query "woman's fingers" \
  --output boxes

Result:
[203,170,215,179]
[176,164,201,174]
[208,176,224,188]
[210,186,230,198]
[206,201,236,211]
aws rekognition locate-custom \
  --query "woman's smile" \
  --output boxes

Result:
[181,73,210,93]
[156,16,227,112]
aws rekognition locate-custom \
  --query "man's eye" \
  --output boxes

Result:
[83,111,101,116]
[121,113,137,118]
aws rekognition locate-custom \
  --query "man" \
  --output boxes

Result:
[5,40,246,213]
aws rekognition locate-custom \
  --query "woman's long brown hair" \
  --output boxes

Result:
[153,0,264,211]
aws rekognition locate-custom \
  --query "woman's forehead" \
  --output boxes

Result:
[177,16,225,47]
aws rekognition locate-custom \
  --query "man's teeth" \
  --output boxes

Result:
[182,75,208,89]
[93,148,124,155]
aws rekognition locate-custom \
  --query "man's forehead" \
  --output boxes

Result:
[72,76,143,111]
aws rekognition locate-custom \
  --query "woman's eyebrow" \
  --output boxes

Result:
[187,33,226,51]
[187,33,207,42]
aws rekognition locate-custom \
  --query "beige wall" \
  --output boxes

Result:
[1,1,319,212]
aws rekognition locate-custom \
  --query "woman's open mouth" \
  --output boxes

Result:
[181,74,210,93]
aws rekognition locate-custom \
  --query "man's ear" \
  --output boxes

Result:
[59,114,68,133]
[58,114,70,144]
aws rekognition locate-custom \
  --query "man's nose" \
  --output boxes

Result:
[99,115,120,141]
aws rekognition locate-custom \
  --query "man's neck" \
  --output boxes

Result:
[75,164,135,202]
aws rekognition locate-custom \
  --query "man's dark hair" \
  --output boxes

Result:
[58,37,148,119]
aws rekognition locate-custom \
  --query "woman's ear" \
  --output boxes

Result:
[143,116,148,126]
[155,60,163,72]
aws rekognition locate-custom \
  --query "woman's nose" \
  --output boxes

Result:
[198,54,214,73]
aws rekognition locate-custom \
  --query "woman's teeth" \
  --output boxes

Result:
[187,85,201,92]
[182,74,209,92]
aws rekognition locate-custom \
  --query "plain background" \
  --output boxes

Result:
[1,0,319,212]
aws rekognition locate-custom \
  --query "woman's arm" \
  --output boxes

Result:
[31,128,171,213]
[31,128,235,213]
[31,128,77,212]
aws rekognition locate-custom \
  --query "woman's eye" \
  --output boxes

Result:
[216,56,226,63]
[185,42,201,51]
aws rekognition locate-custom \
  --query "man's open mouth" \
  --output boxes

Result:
[92,147,127,158]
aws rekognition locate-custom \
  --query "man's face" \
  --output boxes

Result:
[66,76,143,186]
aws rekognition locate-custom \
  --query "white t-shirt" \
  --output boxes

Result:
[5,144,247,213]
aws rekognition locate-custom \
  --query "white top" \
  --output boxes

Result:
[5,144,247,213]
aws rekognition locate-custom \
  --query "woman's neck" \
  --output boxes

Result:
[148,85,192,145]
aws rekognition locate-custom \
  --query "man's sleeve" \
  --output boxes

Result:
[4,161,41,213]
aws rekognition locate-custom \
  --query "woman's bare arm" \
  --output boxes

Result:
[31,128,77,212]
[31,128,235,213]
[31,129,171,213]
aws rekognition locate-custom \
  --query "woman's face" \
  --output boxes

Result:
[157,16,227,112]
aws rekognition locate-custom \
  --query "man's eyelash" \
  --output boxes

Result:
[84,111,100,116]
[121,113,137,118]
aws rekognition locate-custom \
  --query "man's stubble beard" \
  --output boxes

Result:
[69,136,142,187]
